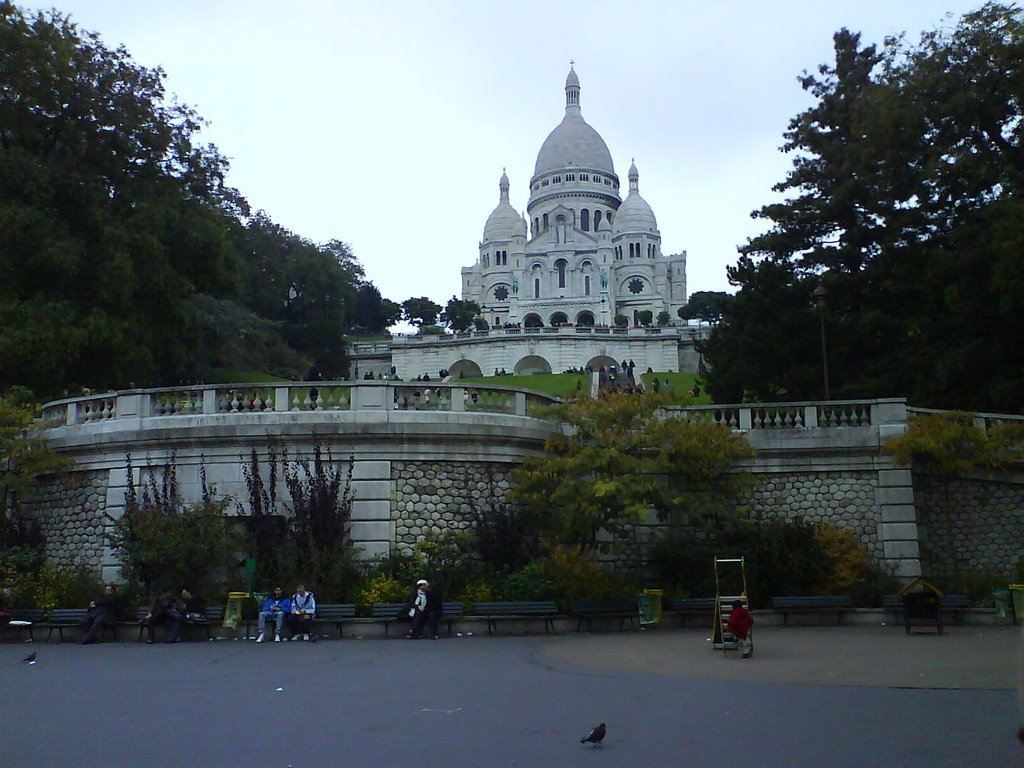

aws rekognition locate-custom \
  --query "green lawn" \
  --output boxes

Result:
[456,371,711,402]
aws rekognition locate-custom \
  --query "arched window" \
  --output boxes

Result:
[543,213,549,230]
[533,217,539,235]
[555,259,567,288]
[584,275,591,295]
[594,210,603,231]
[606,212,613,225]
[581,209,590,231]
[534,278,540,299]
[629,243,634,258]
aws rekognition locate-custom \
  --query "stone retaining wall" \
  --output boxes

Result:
[28,471,108,570]
[915,473,1024,578]
[748,471,882,558]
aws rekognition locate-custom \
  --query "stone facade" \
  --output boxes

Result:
[392,462,512,553]
[27,471,108,570]
[747,472,882,558]
[915,473,1024,577]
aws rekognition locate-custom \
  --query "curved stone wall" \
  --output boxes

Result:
[29,472,109,570]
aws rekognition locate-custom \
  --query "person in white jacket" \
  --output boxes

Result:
[287,584,316,641]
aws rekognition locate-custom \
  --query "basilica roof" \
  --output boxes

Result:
[613,161,658,234]
[533,68,615,178]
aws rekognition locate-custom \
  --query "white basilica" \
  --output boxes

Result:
[461,67,687,329]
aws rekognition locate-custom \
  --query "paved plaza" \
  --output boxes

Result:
[1,625,1018,767]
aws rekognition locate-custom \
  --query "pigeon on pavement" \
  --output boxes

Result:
[22,651,37,663]
[580,723,606,746]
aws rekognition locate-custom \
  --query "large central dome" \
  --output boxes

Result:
[533,68,615,178]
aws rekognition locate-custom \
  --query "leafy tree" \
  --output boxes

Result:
[637,309,653,327]
[0,391,71,544]
[352,284,402,334]
[613,314,628,328]
[402,297,442,328]
[656,310,671,327]
[441,296,482,332]
[109,455,242,595]
[677,291,733,324]
[510,393,754,553]
[703,6,1024,411]
[0,7,245,396]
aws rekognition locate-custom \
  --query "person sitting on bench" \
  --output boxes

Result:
[288,584,316,641]
[256,587,291,643]
[80,584,120,644]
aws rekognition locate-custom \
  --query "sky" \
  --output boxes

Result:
[21,0,986,308]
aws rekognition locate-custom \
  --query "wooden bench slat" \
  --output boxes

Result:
[570,599,638,632]
[771,595,853,626]
[472,601,560,635]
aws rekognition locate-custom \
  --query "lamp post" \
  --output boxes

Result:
[812,278,831,401]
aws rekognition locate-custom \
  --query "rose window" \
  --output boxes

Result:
[494,286,509,301]
[628,279,644,294]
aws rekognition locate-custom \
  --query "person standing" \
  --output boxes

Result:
[256,587,291,643]
[407,579,429,639]
[288,584,316,641]
[80,585,120,644]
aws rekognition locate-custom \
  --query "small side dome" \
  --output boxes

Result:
[613,161,657,234]
[483,171,525,242]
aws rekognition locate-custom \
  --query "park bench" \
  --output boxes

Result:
[135,604,224,642]
[670,597,717,628]
[2,608,43,642]
[570,598,638,632]
[473,601,561,635]
[312,603,356,638]
[772,595,854,625]
[44,607,119,642]
[367,602,465,637]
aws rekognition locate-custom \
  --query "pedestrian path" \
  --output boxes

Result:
[539,625,1018,690]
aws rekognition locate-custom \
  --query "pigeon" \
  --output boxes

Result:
[22,651,37,663]
[580,722,606,746]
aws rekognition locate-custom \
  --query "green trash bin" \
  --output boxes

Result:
[638,589,663,627]
[993,589,1011,619]
[1009,584,1024,625]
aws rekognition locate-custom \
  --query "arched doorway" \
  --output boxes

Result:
[514,355,552,375]
[448,359,482,379]
[576,311,595,326]
[523,314,543,328]
[550,312,569,327]
[587,354,617,372]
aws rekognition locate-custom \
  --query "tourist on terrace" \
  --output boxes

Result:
[288,584,316,641]
[256,586,291,643]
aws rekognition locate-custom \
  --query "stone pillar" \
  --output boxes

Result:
[875,466,922,581]
[349,460,394,560]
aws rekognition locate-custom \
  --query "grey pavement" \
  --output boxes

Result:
[0,625,1019,767]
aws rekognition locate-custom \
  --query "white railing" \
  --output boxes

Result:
[39,382,562,426]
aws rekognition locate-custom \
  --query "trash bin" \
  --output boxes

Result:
[224,591,250,630]
[638,589,663,627]
[993,588,1012,619]
[1009,585,1024,625]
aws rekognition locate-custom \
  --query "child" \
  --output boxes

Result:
[727,599,753,658]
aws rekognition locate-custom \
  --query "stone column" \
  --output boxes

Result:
[875,466,922,581]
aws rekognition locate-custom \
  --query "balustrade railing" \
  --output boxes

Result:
[39,385,917,436]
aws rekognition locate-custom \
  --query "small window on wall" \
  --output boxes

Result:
[534,278,540,299]
[542,180,549,187]
[594,210,603,230]
[566,174,575,181]
[553,175,562,183]
[543,213,549,229]
[594,175,602,183]
[585,275,591,295]
[581,174,589,181]
[581,209,590,231]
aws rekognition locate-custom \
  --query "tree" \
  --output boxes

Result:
[0,7,245,396]
[1,391,71,544]
[656,310,671,327]
[677,291,733,324]
[402,297,442,328]
[703,7,1024,411]
[509,393,754,553]
[637,309,653,327]
[441,297,481,332]
[352,284,402,334]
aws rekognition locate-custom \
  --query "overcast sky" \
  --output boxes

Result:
[23,1,984,308]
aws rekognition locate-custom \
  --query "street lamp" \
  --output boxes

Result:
[812,278,831,401]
